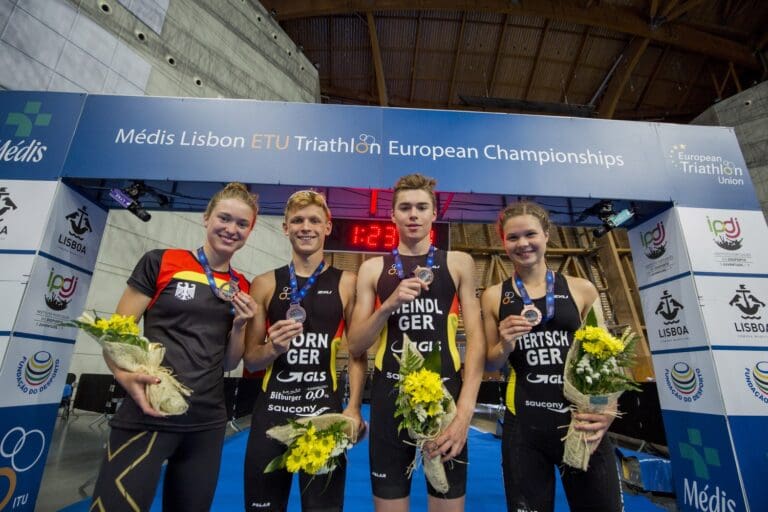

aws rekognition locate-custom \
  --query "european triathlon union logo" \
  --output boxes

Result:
[679,428,720,479]
[4,101,51,137]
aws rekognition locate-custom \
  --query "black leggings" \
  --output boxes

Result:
[90,426,225,512]
[501,414,623,512]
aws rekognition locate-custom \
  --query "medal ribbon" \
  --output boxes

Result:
[289,260,326,305]
[392,245,435,279]
[197,247,238,313]
[514,270,555,323]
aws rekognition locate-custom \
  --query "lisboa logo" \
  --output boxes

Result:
[664,362,704,402]
[639,221,666,259]
[16,351,60,395]
[744,361,768,405]
[706,216,742,251]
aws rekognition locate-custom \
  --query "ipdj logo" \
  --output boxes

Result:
[679,428,720,480]
[639,221,666,259]
[707,216,742,251]
[664,362,703,402]
[44,268,78,311]
[729,284,764,319]
[744,361,768,405]
[0,426,47,509]
[655,290,683,324]
[4,101,51,137]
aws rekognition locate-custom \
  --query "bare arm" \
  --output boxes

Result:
[109,285,165,417]
[222,289,256,371]
[243,272,303,371]
[339,271,367,435]
[347,257,427,357]
[434,251,486,461]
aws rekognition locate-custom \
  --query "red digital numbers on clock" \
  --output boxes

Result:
[349,222,436,251]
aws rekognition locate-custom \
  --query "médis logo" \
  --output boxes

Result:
[744,361,768,405]
[639,221,666,259]
[679,428,720,479]
[706,216,742,251]
[664,361,704,402]
[44,268,78,311]
[1,101,51,163]
[58,205,92,255]
[16,350,60,395]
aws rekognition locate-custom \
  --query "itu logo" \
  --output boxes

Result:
[639,221,666,259]
[744,361,768,405]
[664,362,704,402]
[502,290,515,305]
[16,350,60,395]
[706,216,742,251]
[0,426,47,510]
[44,268,79,311]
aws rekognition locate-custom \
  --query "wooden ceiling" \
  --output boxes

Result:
[261,0,768,122]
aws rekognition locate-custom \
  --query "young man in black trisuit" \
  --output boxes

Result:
[243,190,367,512]
[348,173,485,512]
[482,201,623,512]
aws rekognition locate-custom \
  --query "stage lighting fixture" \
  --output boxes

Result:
[593,207,635,238]
[109,186,151,222]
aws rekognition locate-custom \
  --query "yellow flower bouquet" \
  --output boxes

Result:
[393,334,456,494]
[264,413,360,475]
[562,325,639,470]
[64,312,191,415]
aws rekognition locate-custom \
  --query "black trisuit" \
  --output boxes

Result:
[498,272,623,512]
[244,266,347,512]
[369,249,466,499]
[91,249,249,512]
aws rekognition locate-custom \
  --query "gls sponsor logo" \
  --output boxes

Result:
[525,373,562,385]
[0,187,19,237]
[0,426,47,510]
[678,429,737,512]
[390,337,440,354]
[639,221,667,259]
[58,206,93,255]
[655,290,689,338]
[1,101,51,163]
[16,350,60,395]
[729,284,767,334]
[44,268,79,311]
[275,370,327,383]
[706,216,742,251]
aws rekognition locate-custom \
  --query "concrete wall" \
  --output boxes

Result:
[0,0,320,376]
[691,81,768,220]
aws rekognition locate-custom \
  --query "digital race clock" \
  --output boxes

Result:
[325,219,450,253]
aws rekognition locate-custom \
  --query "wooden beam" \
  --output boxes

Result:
[561,26,590,102]
[525,19,550,101]
[728,61,742,92]
[409,12,423,103]
[634,45,669,111]
[674,57,707,112]
[488,13,510,97]
[649,0,660,19]
[268,1,758,69]
[448,12,468,105]
[659,0,680,18]
[598,37,650,119]
[366,12,388,106]
[666,0,706,23]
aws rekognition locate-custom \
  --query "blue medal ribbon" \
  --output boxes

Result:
[197,247,239,314]
[514,270,555,323]
[288,260,326,306]
[392,245,435,280]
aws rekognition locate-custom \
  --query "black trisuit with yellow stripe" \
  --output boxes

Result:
[369,249,466,499]
[498,272,622,512]
[244,266,346,512]
[91,249,249,512]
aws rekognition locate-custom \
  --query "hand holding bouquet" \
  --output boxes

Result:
[562,325,639,470]
[394,334,456,494]
[64,312,191,415]
[264,413,360,475]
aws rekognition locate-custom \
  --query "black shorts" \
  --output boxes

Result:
[368,403,467,500]
[90,426,225,512]
[244,422,346,512]
[501,412,623,512]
